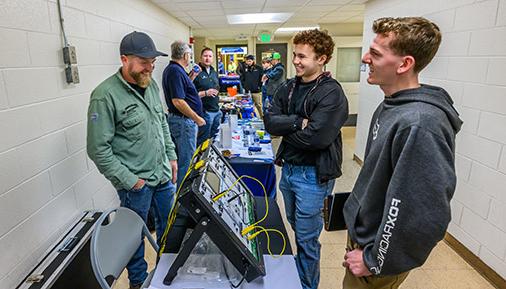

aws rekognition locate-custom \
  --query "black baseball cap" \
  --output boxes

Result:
[245,54,255,60]
[120,31,168,58]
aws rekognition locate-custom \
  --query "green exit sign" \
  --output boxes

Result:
[259,33,272,42]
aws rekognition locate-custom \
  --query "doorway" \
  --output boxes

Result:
[216,44,248,74]
[255,43,288,70]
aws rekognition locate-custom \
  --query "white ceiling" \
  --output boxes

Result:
[150,0,367,39]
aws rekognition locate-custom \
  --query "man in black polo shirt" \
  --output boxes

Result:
[162,41,205,189]
[193,47,221,146]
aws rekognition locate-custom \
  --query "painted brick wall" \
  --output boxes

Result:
[0,0,188,288]
[355,0,506,278]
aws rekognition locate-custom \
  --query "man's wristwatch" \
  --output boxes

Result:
[204,90,208,97]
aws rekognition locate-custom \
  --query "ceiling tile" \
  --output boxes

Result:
[225,7,263,14]
[337,4,365,11]
[157,2,179,11]
[151,0,364,39]
[167,10,189,17]
[290,17,321,23]
[175,1,221,11]
[320,15,360,23]
[301,5,340,12]
[172,0,217,1]
[284,19,320,26]
[265,0,307,7]
[204,28,224,33]
[152,0,175,3]
[178,16,202,27]
[261,6,300,13]
[186,9,225,17]
[292,11,330,18]
[221,0,265,9]
[309,0,351,5]
[254,24,281,31]
[228,24,257,30]
[319,17,349,23]
[197,18,229,24]
[344,15,364,22]
[324,10,361,18]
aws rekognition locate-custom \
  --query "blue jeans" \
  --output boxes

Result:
[279,163,335,289]
[197,110,222,146]
[167,114,197,188]
[116,181,176,286]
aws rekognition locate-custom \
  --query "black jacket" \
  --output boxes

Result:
[264,73,349,183]
[240,64,263,93]
[344,85,463,276]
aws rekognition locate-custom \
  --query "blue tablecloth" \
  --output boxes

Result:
[228,157,277,198]
[219,119,277,198]
[219,75,241,92]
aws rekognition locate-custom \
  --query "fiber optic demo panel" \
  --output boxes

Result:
[163,142,265,285]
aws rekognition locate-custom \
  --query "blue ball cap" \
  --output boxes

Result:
[120,31,168,58]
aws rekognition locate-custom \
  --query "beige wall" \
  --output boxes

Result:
[207,38,249,51]
[320,22,364,36]
[326,36,363,114]
[193,36,210,55]
[0,0,189,287]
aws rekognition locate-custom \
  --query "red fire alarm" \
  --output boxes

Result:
[189,36,194,44]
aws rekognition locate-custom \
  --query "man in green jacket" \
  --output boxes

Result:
[87,31,177,289]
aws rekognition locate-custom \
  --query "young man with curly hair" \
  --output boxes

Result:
[264,29,349,289]
[342,17,462,289]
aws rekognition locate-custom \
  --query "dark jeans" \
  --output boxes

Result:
[167,114,198,189]
[197,110,222,146]
[117,181,176,286]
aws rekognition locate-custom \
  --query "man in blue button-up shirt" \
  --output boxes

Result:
[162,41,205,189]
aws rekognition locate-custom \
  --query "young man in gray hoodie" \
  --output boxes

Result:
[342,17,463,289]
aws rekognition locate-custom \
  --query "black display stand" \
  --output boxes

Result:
[163,216,210,285]
[163,144,266,285]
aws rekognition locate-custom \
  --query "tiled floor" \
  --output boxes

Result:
[115,127,496,289]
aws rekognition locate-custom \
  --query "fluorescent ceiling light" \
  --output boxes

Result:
[276,26,320,33]
[227,13,293,24]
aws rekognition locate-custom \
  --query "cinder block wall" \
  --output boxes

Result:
[0,1,188,288]
[355,0,506,279]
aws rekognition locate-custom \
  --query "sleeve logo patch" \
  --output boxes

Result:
[90,112,99,122]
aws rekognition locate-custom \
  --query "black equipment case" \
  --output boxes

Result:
[16,211,102,289]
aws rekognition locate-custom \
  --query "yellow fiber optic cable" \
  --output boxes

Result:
[246,225,287,257]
